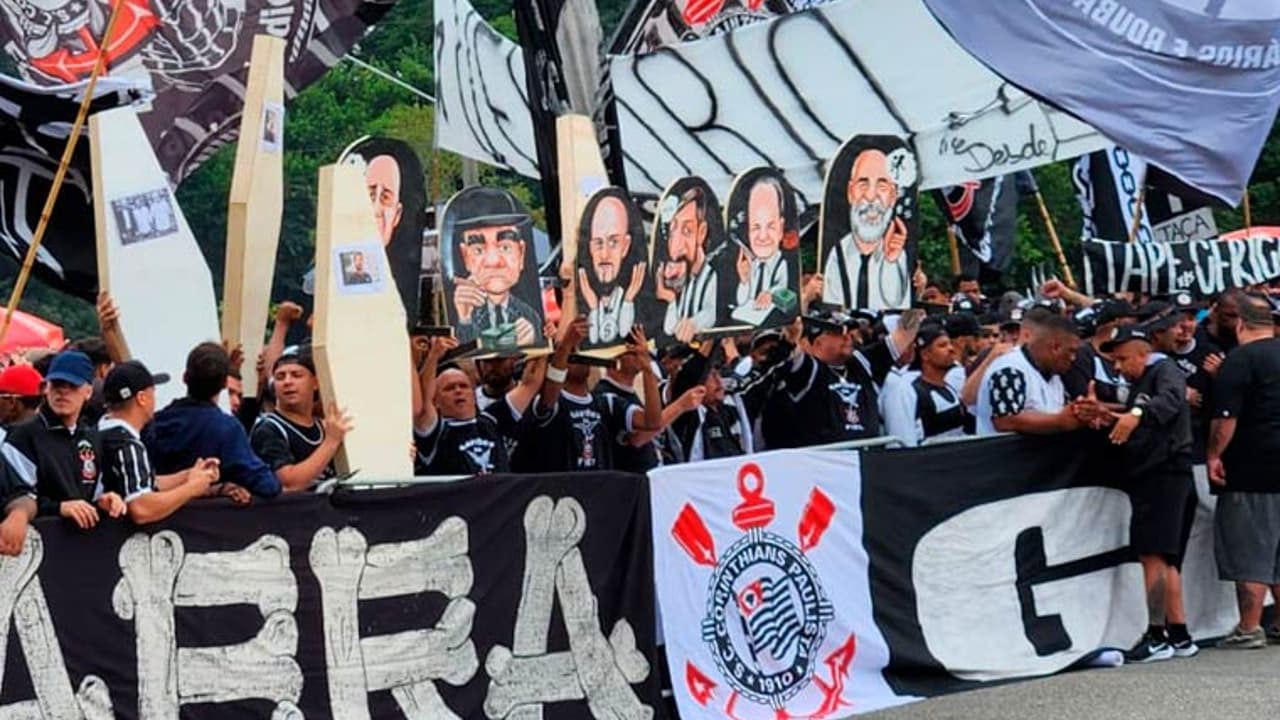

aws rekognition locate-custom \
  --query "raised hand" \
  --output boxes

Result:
[884,217,908,263]
[626,263,647,302]
[452,277,486,323]
[578,268,600,310]
[96,292,120,330]
[737,248,751,285]
[323,405,355,445]
[274,301,304,325]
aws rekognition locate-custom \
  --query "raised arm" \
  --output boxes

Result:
[414,336,457,432]
[96,292,129,363]
[507,355,548,416]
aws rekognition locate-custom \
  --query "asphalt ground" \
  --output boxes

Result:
[860,644,1279,719]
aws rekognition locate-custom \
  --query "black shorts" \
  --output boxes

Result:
[1129,465,1196,562]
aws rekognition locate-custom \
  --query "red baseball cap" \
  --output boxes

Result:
[0,364,43,397]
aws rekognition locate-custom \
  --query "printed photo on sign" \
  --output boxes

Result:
[111,189,178,246]
[818,135,920,311]
[334,244,386,295]
[440,186,547,353]
[724,167,802,329]
[261,102,284,153]
[576,187,650,351]
[338,137,429,319]
[650,177,733,344]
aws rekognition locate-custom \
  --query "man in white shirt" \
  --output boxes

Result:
[822,148,911,311]
[657,186,719,343]
[881,323,970,447]
[735,176,791,315]
[976,313,1086,435]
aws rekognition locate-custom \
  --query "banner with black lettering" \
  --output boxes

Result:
[0,474,661,719]
[1082,235,1280,297]
[651,435,1212,714]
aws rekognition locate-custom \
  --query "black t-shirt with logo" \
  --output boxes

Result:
[762,345,888,449]
[250,412,335,487]
[518,391,615,473]
[1212,337,1280,493]
[1,405,100,516]
[594,377,660,473]
[415,401,521,476]
[1170,336,1220,462]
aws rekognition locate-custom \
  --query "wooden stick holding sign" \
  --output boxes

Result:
[1031,189,1077,289]
[555,114,609,281]
[91,107,221,409]
[312,164,413,479]
[0,0,125,347]
[946,225,961,276]
[223,35,286,399]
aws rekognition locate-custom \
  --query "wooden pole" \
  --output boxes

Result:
[1243,188,1254,236]
[1125,182,1148,244]
[0,0,126,347]
[1033,191,1077,289]
[945,225,961,276]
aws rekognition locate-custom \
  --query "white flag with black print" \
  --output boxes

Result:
[649,450,911,719]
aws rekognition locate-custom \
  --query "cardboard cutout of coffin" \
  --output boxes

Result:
[439,187,548,355]
[575,186,652,353]
[818,135,921,312]
[649,177,737,344]
[723,167,802,329]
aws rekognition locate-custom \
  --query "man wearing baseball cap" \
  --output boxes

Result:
[881,322,971,447]
[0,351,121,529]
[0,364,43,441]
[99,360,221,524]
[250,347,353,490]
[1096,324,1197,662]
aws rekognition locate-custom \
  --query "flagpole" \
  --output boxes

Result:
[0,0,126,348]
[1243,188,1254,236]
[1125,174,1148,243]
[1032,190,1077,289]
[946,225,961,276]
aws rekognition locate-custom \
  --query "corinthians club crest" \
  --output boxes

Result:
[672,462,856,718]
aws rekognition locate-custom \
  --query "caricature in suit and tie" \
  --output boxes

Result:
[576,188,648,349]
[820,135,920,312]
[654,181,724,344]
[725,168,801,328]
[441,187,546,351]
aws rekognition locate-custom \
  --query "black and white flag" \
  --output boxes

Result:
[0,74,145,299]
[1083,234,1280,298]
[935,173,1021,279]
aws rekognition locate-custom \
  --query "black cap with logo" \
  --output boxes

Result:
[104,360,170,404]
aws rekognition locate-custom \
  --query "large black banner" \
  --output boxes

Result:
[0,474,662,719]
[1082,235,1280,298]
[861,433,1141,696]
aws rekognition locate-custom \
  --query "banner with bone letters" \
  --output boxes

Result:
[0,475,660,719]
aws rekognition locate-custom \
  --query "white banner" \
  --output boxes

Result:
[650,450,911,719]
[609,0,1107,202]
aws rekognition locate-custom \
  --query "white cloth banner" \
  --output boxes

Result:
[432,0,540,178]
[649,450,911,718]
[609,0,1108,202]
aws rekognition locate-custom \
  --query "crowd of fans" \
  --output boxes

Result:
[1,269,1279,663]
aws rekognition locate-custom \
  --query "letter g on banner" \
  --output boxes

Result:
[911,488,1145,681]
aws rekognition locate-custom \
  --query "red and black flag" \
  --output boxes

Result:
[934,173,1021,281]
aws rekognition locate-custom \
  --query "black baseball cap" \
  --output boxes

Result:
[1099,325,1153,353]
[1134,300,1172,322]
[103,360,170,404]
[802,309,852,341]
[274,345,316,375]
[998,306,1025,331]
[1172,291,1203,313]
[1093,299,1138,326]
[944,312,980,339]
[914,321,948,350]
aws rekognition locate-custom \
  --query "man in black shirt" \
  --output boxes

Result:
[881,323,971,447]
[1063,299,1134,407]
[1096,325,1197,661]
[1,351,121,529]
[1150,297,1220,465]
[414,337,542,475]
[761,308,921,449]
[666,341,750,462]
[1207,292,1280,649]
[1198,289,1241,354]
[593,327,681,473]
[250,348,353,491]
[99,360,220,523]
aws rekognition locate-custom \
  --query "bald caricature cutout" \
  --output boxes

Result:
[338,137,427,318]
[819,135,920,312]
[724,167,801,329]
[576,187,649,350]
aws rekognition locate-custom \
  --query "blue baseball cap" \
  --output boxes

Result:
[45,351,95,387]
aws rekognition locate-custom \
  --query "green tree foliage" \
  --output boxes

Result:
[4,0,1276,340]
